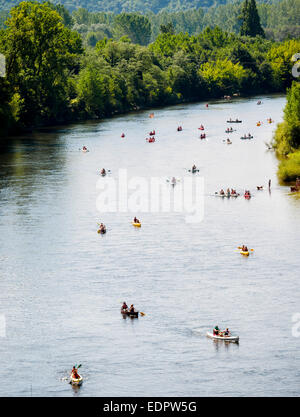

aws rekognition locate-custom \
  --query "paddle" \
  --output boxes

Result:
[140,312,146,316]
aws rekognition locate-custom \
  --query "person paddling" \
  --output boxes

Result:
[101,168,106,176]
[224,328,231,336]
[213,325,220,336]
[98,223,106,234]
[121,302,128,312]
[133,217,140,224]
[71,366,80,379]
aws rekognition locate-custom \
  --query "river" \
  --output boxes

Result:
[0,94,299,397]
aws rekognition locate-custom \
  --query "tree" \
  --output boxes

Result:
[113,13,152,45]
[1,2,83,127]
[240,0,265,38]
[160,22,175,35]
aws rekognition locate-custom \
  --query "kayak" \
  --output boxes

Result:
[256,123,261,126]
[97,229,106,234]
[206,332,239,343]
[227,120,242,123]
[132,222,141,227]
[240,250,249,256]
[70,375,83,386]
[240,136,253,140]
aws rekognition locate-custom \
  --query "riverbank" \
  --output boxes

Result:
[273,82,300,183]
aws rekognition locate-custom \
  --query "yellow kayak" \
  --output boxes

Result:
[240,250,249,256]
[132,222,141,227]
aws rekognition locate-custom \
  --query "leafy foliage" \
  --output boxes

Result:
[0,1,299,138]
[240,0,265,37]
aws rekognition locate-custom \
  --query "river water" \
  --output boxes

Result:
[0,95,299,397]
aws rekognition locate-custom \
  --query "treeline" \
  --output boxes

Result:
[0,0,231,14]
[274,82,300,182]
[0,1,300,137]
[1,0,300,42]
[67,0,300,44]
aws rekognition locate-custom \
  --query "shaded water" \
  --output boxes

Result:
[0,95,299,396]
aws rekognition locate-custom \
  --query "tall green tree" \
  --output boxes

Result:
[0,1,82,127]
[240,0,265,37]
[113,13,152,45]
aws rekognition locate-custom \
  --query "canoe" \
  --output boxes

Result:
[121,309,139,318]
[240,136,253,139]
[227,120,242,123]
[240,250,249,256]
[244,195,251,199]
[132,222,141,227]
[206,332,239,343]
[70,375,83,386]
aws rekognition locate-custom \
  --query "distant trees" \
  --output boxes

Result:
[160,22,175,34]
[113,13,152,45]
[240,0,265,37]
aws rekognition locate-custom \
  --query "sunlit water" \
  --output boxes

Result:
[0,95,299,397]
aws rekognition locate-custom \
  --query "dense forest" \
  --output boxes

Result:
[0,1,299,138]
[1,0,300,41]
[0,0,233,14]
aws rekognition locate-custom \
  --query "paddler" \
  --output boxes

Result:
[224,328,231,336]
[133,217,140,224]
[192,164,197,172]
[98,223,106,233]
[213,325,220,336]
[220,189,225,195]
[71,366,80,379]
[101,168,106,176]
[122,302,128,312]
[129,304,135,313]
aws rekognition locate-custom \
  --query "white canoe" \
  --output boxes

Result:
[206,331,239,343]
[70,375,83,386]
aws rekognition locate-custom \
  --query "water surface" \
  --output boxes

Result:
[0,95,299,396]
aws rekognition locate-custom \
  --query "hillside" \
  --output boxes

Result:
[0,0,240,13]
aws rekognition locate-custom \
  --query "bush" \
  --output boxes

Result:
[278,150,300,183]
